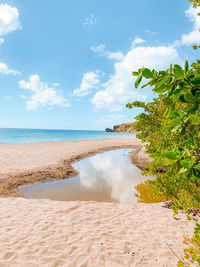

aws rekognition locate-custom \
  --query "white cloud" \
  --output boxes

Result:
[91,44,105,55]
[80,4,199,112]
[91,46,182,110]
[131,37,146,48]
[186,5,200,30]
[91,44,124,61]
[83,14,96,26]
[181,31,200,45]
[19,74,69,110]
[0,4,21,35]
[180,5,200,45]
[73,71,100,97]
[0,62,21,75]
[107,51,124,61]
[0,5,21,76]
[53,82,60,87]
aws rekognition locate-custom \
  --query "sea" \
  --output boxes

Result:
[0,128,136,144]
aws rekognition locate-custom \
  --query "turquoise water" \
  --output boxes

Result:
[0,128,136,144]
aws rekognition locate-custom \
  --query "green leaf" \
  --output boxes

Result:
[185,138,196,149]
[155,75,168,88]
[180,126,186,135]
[168,85,175,97]
[193,168,200,178]
[177,110,184,118]
[184,93,196,103]
[186,215,192,220]
[126,103,133,109]
[194,164,200,171]
[189,114,199,125]
[159,71,167,76]
[170,64,173,73]
[190,74,200,85]
[135,73,142,88]
[163,97,172,105]
[154,86,169,93]
[179,95,187,103]
[187,104,199,115]
[195,91,200,99]
[132,71,138,76]
[184,60,188,73]
[186,69,195,79]
[149,151,162,159]
[170,118,182,127]
[173,111,181,118]
[142,68,153,79]
[173,64,184,78]
[174,88,182,95]
[152,69,157,79]
[166,150,177,160]
[165,106,173,119]
[178,167,188,174]
[180,160,190,169]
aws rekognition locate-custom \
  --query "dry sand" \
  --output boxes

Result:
[0,198,194,267]
[0,138,195,266]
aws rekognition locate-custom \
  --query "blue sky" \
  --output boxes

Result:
[0,0,199,130]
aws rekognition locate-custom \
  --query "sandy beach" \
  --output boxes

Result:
[0,138,195,266]
[0,138,145,197]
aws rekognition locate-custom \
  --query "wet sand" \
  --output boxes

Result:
[0,138,194,266]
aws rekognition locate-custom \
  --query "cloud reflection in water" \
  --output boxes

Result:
[75,149,149,203]
[19,149,152,203]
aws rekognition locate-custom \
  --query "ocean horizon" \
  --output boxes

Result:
[0,128,136,144]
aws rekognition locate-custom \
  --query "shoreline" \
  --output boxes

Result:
[0,138,146,197]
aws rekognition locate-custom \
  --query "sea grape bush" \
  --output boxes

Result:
[127,61,200,265]
[127,1,200,264]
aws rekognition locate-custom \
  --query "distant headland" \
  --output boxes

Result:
[105,122,137,133]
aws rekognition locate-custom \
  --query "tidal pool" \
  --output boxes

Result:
[19,149,161,204]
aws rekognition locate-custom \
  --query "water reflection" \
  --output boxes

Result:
[19,149,157,204]
[135,183,166,203]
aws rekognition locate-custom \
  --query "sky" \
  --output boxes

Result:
[0,0,199,130]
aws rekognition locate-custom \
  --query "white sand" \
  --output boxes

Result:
[0,198,194,267]
[0,138,195,266]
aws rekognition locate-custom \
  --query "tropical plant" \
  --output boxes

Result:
[127,4,200,262]
[127,61,200,267]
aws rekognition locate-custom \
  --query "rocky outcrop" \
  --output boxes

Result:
[105,122,137,133]
[105,128,113,132]
[113,125,120,131]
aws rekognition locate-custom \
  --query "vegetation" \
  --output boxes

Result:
[127,1,200,264]
[114,122,137,133]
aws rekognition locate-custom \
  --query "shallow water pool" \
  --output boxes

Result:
[19,149,160,204]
